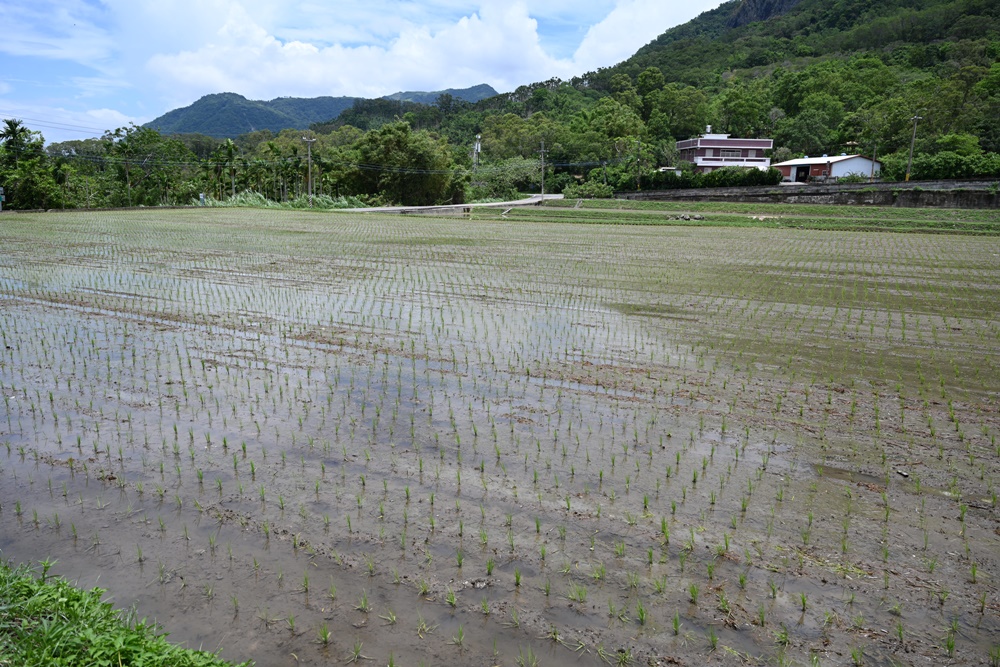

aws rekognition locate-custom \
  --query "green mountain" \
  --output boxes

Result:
[146,93,360,138]
[384,84,498,105]
[586,0,999,88]
[146,85,498,138]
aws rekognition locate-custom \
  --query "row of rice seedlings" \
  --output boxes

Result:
[2,211,997,664]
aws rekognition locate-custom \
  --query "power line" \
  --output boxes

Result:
[0,111,110,136]
[54,151,626,176]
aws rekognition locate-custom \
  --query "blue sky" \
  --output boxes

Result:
[0,0,725,143]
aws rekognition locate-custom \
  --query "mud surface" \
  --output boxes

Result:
[1,208,998,666]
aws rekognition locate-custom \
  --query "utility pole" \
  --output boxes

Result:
[635,139,642,191]
[905,114,922,182]
[302,136,317,207]
[539,140,547,197]
[473,134,481,172]
[870,139,878,183]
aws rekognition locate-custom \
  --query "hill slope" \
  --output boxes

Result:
[145,93,360,138]
[582,0,1000,88]
[147,85,498,138]
[383,84,498,105]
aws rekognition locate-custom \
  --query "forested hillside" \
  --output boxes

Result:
[2,0,998,209]
[145,85,499,138]
[383,84,498,106]
[146,93,361,137]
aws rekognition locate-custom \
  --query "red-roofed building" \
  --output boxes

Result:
[676,126,773,174]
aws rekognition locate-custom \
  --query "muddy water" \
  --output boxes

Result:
[1,211,998,666]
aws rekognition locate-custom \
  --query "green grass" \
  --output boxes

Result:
[0,558,252,666]
[492,199,1000,234]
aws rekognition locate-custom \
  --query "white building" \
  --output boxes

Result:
[676,126,773,174]
[773,155,882,182]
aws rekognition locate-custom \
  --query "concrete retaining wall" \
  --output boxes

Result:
[617,180,1000,209]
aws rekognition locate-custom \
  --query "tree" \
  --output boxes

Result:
[221,139,238,197]
[774,110,838,156]
[713,79,771,137]
[1,119,31,165]
[648,84,710,140]
[349,122,459,206]
[101,125,198,206]
[0,122,62,209]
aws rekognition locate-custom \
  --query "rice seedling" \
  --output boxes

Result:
[568,582,587,603]
[516,646,539,667]
[345,641,370,663]
[5,207,999,667]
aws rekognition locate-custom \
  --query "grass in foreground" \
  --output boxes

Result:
[0,558,252,667]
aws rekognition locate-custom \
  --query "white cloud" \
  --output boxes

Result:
[573,0,720,72]
[1,0,726,141]
[86,108,141,128]
[145,1,582,105]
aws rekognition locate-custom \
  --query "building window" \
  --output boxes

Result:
[721,149,741,158]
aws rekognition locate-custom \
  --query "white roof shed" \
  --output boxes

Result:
[773,154,881,180]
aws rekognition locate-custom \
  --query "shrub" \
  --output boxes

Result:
[562,180,615,199]
[837,172,869,183]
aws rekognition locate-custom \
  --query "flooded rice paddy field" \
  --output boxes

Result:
[1,208,998,666]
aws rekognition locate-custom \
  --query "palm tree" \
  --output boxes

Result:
[225,139,239,197]
[0,119,31,166]
[214,138,239,197]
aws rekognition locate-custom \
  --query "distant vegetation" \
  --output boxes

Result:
[1,0,998,209]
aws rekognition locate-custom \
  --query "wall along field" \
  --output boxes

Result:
[0,208,998,666]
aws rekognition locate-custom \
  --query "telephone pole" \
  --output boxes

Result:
[635,139,642,191]
[302,136,317,207]
[539,141,547,197]
[870,139,878,183]
[905,114,922,182]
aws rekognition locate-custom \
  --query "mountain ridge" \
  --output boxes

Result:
[145,85,498,138]
[383,84,498,105]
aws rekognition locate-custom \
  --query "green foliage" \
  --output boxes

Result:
[201,191,368,210]
[881,150,1000,180]
[641,166,783,190]
[467,157,540,201]
[0,559,251,666]
[348,122,464,205]
[562,180,615,199]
